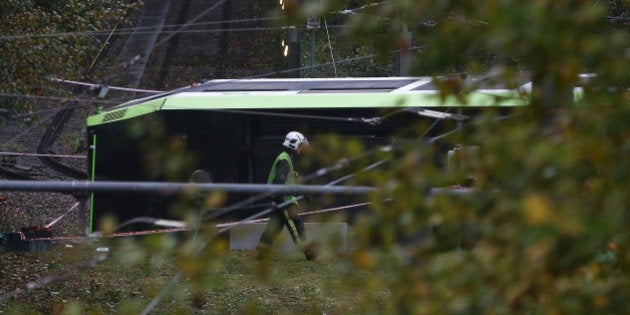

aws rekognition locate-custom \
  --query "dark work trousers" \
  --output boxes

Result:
[258,203,307,248]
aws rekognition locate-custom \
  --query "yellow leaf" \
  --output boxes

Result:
[523,194,551,224]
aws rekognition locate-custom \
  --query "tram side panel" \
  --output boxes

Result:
[88,109,281,229]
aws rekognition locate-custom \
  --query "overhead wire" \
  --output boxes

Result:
[0,16,282,40]
[332,1,392,15]
[1,43,426,120]
[0,152,85,159]
[0,93,118,106]
[1,119,50,147]
[0,25,350,41]
[321,0,338,76]
[202,153,390,222]
[246,45,425,79]
[2,0,427,108]
[215,201,372,228]
[205,108,386,124]
[0,1,398,42]
[153,0,224,49]
[50,78,162,94]
[0,0,408,126]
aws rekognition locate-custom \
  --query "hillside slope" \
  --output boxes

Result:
[0,0,282,237]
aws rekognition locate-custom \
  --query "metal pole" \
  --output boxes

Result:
[0,180,475,196]
[288,28,300,77]
[0,180,375,195]
[397,23,412,76]
[311,29,315,66]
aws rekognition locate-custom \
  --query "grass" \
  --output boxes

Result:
[0,236,390,314]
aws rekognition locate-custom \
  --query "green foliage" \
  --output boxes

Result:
[270,0,395,77]
[1,240,394,314]
[281,1,630,313]
[3,1,630,314]
[97,2,630,311]
[0,0,140,115]
[299,27,395,77]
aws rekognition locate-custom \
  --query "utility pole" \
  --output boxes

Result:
[306,14,320,67]
[280,0,301,77]
[287,28,301,77]
[396,24,412,76]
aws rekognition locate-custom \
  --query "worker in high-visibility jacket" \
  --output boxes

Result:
[257,131,318,261]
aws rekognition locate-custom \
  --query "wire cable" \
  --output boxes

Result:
[206,108,383,124]
[51,78,162,94]
[333,1,392,16]
[247,45,425,78]
[0,93,118,106]
[321,0,338,76]
[153,0,226,50]
[0,16,281,40]
[0,152,86,159]
[1,45,426,112]
[0,1,398,41]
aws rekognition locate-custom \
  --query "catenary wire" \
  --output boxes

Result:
[0,16,280,40]
[0,1,398,41]
[0,0,396,41]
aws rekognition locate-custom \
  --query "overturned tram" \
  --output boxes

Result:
[85,75,531,231]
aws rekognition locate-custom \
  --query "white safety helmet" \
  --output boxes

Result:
[283,131,309,150]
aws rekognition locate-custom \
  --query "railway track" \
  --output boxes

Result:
[1,0,174,180]
[2,0,279,180]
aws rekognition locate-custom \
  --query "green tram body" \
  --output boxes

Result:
[86,75,535,231]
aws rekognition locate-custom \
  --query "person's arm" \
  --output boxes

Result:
[270,160,291,205]
[272,160,291,185]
